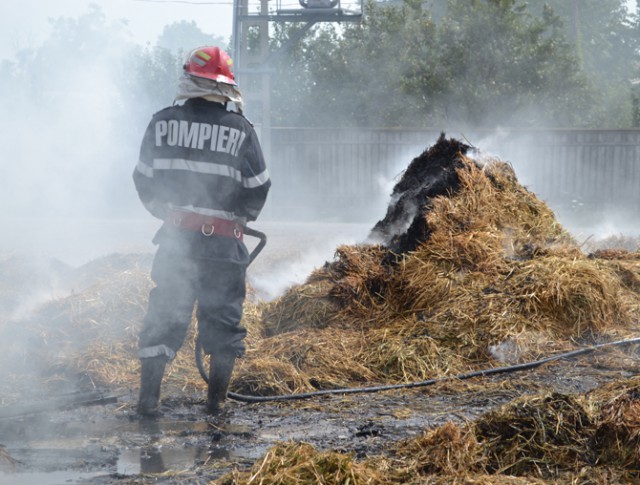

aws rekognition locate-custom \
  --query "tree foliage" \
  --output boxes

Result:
[525,0,640,127]
[419,0,596,127]
[156,20,226,53]
[1,1,637,131]
[270,0,439,127]
[269,0,639,128]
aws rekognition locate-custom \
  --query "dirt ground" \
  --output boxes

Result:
[1,221,639,484]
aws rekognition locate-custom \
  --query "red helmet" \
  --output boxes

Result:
[184,46,236,85]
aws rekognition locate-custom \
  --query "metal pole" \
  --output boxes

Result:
[232,0,241,82]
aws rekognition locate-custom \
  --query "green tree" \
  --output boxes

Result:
[418,0,596,127]
[524,0,640,127]
[269,0,598,128]
[268,22,331,126]
[156,20,226,53]
[4,4,131,108]
[270,0,439,127]
[118,46,184,117]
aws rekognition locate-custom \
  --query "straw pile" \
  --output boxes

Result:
[232,134,640,395]
[587,378,640,468]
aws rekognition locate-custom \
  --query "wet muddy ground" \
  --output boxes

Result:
[1,358,634,484]
[1,220,639,484]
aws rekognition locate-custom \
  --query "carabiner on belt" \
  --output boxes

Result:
[201,223,215,236]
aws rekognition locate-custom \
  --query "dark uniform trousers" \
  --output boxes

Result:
[139,226,248,359]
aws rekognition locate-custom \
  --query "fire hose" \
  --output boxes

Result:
[242,226,268,266]
[216,336,640,402]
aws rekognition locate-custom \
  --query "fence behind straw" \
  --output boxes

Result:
[266,128,640,226]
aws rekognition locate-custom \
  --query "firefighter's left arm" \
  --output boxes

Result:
[238,130,271,222]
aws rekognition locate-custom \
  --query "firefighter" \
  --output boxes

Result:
[133,46,271,416]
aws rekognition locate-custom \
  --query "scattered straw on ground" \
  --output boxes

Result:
[216,379,640,484]
[215,441,389,485]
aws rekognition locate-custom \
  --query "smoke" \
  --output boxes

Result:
[0,8,162,267]
[248,222,371,301]
[462,128,640,241]
[249,244,335,302]
[5,70,121,214]
[0,7,164,405]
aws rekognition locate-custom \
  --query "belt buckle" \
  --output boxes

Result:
[234,226,242,239]
[201,223,215,236]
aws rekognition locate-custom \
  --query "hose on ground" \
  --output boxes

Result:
[196,336,640,403]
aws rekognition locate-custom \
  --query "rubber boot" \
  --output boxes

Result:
[137,356,167,417]
[206,351,236,415]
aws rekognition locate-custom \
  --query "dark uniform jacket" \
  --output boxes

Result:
[133,98,271,263]
[134,97,270,222]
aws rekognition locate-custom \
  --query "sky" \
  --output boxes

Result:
[0,0,234,62]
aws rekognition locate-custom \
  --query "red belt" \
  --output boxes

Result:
[166,211,244,240]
